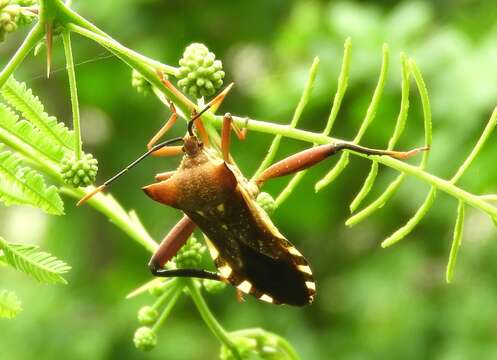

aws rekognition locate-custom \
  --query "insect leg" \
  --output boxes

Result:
[150,268,223,281]
[149,215,197,273]
[221,113,248,162]
[192,113,211,147]
[150,145,184,157]
[147,101,178,149]
[256,142,428,186]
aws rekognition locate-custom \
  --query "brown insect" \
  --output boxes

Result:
[79,78,426,306]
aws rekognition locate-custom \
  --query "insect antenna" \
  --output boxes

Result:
[77,136,184,206]
[185,82,234,137]
[187,104,212,136]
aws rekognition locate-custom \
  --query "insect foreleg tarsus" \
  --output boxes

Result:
[149,267,223,282]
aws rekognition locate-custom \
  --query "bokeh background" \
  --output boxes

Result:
[2,0,497,359]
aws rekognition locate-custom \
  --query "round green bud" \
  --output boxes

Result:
[131,69,153,95]
[256,192,276,216]
[203,279,226,294]
[177,43,225,99]
[60,153,98,188]
[137,306,159,326]
[174,235,205,268]
[220,329,295,360]
[133,326,157,352]
[148,280,169,297]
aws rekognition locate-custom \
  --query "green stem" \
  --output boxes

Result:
[187,280,241,360]
[60,186,158,253]
[151,281,179,311]
[206,114,497,221]
[450,108,497,184]
[152,286,182,332]
[0,22,45,88]
[62,31,82,160]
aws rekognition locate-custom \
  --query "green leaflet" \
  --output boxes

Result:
[0,103,67,163]
[0,237,71,284]
[0,149,64,215]
[446,200,465,283]
[0,290,22,319]
[1,77,74,150]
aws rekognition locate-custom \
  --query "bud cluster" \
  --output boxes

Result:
[177,43,225,98]
[0,0,37,42]
[60,153,98,188]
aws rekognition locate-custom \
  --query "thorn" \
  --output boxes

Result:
[208,82,234,113]
[45,22,53,79]
[77,185,106,206]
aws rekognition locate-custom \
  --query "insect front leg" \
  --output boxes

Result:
[149,215,224,282]
[147,101,179,150]
[256,142,428,186]
[149,215,197,274]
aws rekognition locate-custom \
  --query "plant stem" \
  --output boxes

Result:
[0,22,45,88]
[152,286,182,332]
[187,280,241,360]
[205,114,497,221]
[62,31,82,160]
[60,186,158,253]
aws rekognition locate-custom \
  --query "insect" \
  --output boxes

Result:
[79,76,427,306]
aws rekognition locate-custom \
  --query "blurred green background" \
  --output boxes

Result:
[2,0,497,359]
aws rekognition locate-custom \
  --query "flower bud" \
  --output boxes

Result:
[133,326,157,352]
[174,235,205,268]
[60,153,98,188]
[177,43,225,98]
[256,192,276,216]
[137,306,159,326]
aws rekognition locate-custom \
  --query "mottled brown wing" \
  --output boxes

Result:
[184,182,316,306]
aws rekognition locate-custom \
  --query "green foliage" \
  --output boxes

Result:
[0,147,64,214]
[0,103,66,163]
[0,289,22,319]
[0,237,71,284]
[1,77,74,149]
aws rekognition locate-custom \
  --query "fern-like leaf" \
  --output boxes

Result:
[0,103,67,163]
[0,237,71,284]
[0,290,22,319]
[0,149,64,215]
[1,77,74,149]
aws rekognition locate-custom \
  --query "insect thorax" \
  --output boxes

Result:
[173,149,240,211]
